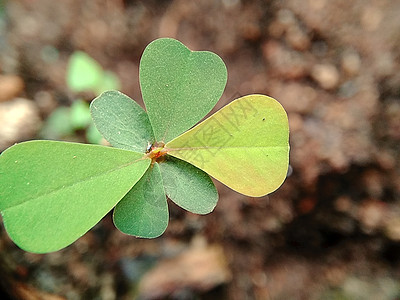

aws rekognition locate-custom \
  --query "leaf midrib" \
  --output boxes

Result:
[166,145,288,151]
[4,156,149,211]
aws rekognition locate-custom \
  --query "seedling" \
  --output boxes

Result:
[40,99,103,144]
[66,51,120,95]
[0,38,289,253]
[41,51,122,143]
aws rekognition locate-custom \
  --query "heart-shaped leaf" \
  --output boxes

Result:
[67,52,120,95]
[165,95,289,197]
[140,38,227,143]
[0,141,150,253]
[90,91,154,152]
[100,71,121,92]
[113,163,168,238]
[159,156,218,214]
[67,51,103,93]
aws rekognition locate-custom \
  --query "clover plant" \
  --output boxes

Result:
[66,51,121,95]
[41,51,122,143]
[0,38,289,253]
[40,99,103,144]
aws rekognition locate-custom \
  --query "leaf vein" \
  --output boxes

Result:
[4,156,149,211]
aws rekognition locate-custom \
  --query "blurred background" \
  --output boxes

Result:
[1,0,400,299]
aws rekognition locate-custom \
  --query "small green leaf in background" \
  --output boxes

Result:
[140,38,227,143]
[40,99,103,144]
[40,106,74,139]
[101,71,121,92]
[86,123,104,145]
[0,141,150,253]
[70,99,92,129]
[67,51,120,95]
[166,94,289,197]
[67,51,103,93]
[90,90,155,153]
[113,163,168,238]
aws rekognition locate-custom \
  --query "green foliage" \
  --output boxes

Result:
[113,164,168,238]
[40,99,103,144]
[0,141,149,253]
[159,156,218,214]
[90,91,154,152]
[0,38,289,253]
[166,94,289,197]
[70,99,92,129]
[47,51,121,145]
[66,51,120,95]
[140,38,227,142]
[40,106,73,139]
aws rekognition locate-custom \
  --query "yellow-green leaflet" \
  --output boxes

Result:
[166,95,289,197]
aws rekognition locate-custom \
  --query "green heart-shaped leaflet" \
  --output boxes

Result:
[166,95,289,197]
[67,51,120,95]
[140,38,227,143]
[113,163,168,238]
[112,158,218,238]
[159,156,218,214]
[0,141,150,253]
[90,91,155,152]
[67,51,103,93]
